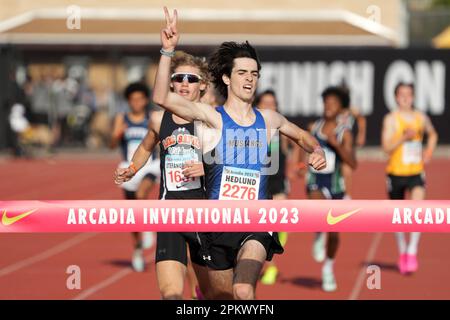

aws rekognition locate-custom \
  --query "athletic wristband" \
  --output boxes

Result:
[160,48,175,57]
[129,162,138,174]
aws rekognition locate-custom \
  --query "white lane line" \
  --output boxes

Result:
[0,233,97,278]
[348,232,383,300]
[72,253,155,300]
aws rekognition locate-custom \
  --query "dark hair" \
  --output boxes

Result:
[124,82,150,100]
[208,41,261,99]
[254,89,278,107]
[394,82,414,96]
[321,86,350,109]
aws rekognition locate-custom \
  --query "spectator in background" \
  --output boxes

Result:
[8,78,54,156]
[66,77,96,146]
[87,81,116,149]
[50,74,78,146]
[29,72,52,126]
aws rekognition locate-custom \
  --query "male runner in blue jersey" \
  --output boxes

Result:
[150,7,326,300]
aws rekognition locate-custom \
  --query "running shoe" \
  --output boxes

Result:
[406,254,418,273]
[322,268,337,292]
[261,265,279,285]
[279,232,288,247]
[142,232,154,249]
[312,233,326,263]
[398,253,408,275]
[132,248,145,272]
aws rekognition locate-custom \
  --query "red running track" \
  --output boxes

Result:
[0,156,449,299]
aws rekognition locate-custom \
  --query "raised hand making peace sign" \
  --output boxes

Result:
[161,6,179,51]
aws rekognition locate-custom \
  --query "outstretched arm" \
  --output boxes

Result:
[261,109,326,171]
[110,114,126,149]
[113,112,161,184]
[327,130,357,169]
[350,108,366,147]
[423,114,438,163]
[152,7,219,127]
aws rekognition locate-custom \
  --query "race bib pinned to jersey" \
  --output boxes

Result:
[403,141,422,165]
[219,166,260,200]
[165,154,201,191]
[310,147,336,174]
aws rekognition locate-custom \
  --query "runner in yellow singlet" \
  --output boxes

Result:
[381,82,438,275]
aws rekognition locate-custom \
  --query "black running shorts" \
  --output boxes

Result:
[187,232,284,270]
[386,173,425,200]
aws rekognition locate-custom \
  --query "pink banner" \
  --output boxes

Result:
[1,200,450,233]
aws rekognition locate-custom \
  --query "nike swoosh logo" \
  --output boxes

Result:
[2,209,37,226]
[326,208,361,225]
[176,180,194,189]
